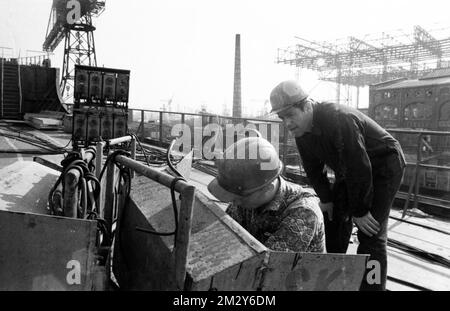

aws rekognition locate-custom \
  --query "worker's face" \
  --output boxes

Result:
[232,186,271,210]
[277,104,313,137]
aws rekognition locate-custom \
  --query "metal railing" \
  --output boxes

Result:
[62,105,450,217]
[17,55,50,67]
[124,107,295,165]
[387,128,450,217]
[63,104,295,165]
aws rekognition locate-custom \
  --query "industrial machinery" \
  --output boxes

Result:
[72,65,130,148]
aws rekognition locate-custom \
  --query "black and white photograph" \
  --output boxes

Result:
[0,0,449,299]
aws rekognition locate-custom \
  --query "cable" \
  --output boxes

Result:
[47,150,101,219]
[0,132,64,152]
[135,176,186,247]
[167,139,184,178]
[128,133,151,166]
[98,150,131,182]
[387,238,450,268]
[2,125,72,152]
[387,276,432,291]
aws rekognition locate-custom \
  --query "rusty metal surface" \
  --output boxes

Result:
[0,210,98,290]
[190,253,267,291]
[112,195,177,290]
[261,251,368,291]
[187,220,258,282]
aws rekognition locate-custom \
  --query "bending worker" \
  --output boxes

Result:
[269,80,406,291]
[208,136,325,253]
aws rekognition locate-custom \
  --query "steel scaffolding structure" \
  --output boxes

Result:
[277,25,450,92]
[43,0,105,102]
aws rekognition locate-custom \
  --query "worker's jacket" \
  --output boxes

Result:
[226,177,325,253]
[295,101,405,218]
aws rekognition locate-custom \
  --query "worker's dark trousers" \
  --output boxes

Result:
[357,152,405,291]
[324,152,405,290]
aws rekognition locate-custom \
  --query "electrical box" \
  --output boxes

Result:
[72,65,130,148]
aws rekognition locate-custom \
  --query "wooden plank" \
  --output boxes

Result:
[387,279,420,291]
[388,218,450,260]
[390,208,450,234]
[387,246,450,291]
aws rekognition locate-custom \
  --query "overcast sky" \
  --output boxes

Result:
[1,0,450,115]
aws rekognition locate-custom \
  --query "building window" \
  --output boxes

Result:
[426,90,433,97]
[383,91,391,99]
[440,87,450,96]
[415,90,423,97]
[440,101,450,120]
[404,102,432,120]
[375,92,382,102]
[374,104,398,120]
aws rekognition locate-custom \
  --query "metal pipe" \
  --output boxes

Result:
[159,111,163,144]
[67,104,283,124]
[115,155,192,193]
[95,142,105,178]
[52,182,64,215]
[83,147,96,164]
[398,191,450,205]
[130,137,136,178]
[33,156,63,172]
[402,134,422,218]
[387,128,450,136]
[405,162,450,171]
[412,134,423,211]
[103,158,116,245]
[174,185,196,290]
[63,169,80,218]
[1,58,3,118]
[140,110,145,140]
[17,61,22,114]
[86,180,96,215]
[108,135,132,146]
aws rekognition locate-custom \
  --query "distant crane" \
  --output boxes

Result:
[160,93,175,112]
[43,0,105,102]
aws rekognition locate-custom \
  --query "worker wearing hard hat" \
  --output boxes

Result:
[269,80,406,291]
[208,136,325,253]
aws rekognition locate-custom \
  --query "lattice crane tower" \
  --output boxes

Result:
[43,0,105,103]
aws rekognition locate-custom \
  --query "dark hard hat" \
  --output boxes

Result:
[207,137,283,202]
[270,80,309,114]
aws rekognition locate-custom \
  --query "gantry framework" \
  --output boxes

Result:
[277,25,450,88]
[43,0,105,102]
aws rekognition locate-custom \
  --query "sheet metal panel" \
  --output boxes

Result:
[0,210,98,290]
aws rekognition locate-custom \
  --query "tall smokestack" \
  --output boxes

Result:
[232,34,241,119]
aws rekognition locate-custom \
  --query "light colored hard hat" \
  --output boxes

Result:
[270,80,309,114]
[207,137,283,202]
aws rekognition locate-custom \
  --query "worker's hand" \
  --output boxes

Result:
[319,201,334,221]
[352,211,380,237]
